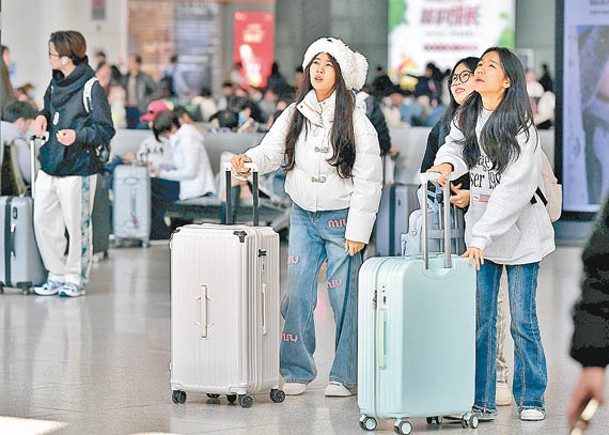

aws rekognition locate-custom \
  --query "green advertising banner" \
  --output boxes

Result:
[388,0,515,81]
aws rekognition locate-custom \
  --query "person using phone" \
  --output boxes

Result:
[568,195,609,429]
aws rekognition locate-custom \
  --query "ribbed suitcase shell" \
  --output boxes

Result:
[170,223,281,397]
[358,254,476,422]
[0,197,47,292]
[113,165,150,244]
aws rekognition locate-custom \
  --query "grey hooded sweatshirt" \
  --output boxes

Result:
[434,109,555,264]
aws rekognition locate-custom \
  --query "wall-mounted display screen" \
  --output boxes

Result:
[559,0,609,212]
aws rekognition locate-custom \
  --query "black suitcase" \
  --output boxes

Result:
[92,171,111,259]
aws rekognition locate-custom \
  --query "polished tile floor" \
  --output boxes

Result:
[1,240,608,434]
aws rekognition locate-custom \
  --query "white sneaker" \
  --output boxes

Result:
[59,282,86,298]
[33,279,62,296]
[324,382,353,397]
[519,408,545,421]
[496,382,513,406]
[282,383,307,396]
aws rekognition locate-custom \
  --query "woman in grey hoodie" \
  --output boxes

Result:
[429,47,555,422]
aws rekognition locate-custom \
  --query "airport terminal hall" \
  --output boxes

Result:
[2,0,609,434]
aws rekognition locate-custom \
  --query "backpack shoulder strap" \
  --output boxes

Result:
[83,77,99,113]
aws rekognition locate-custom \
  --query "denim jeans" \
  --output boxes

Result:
[496,282,509,384]
[281,205,362,388]
[475,261,547,413]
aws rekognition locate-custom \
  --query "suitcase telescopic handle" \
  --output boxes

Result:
[420,172,452,269]
[29,134,48,200]
[224,162,260,226]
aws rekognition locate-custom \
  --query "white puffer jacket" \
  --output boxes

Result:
[245,90,382,243]
[159,124,216,200]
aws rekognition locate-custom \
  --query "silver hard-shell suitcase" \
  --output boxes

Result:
[0,136,47,294]
[170,165,284,407]
[112,164,151,246]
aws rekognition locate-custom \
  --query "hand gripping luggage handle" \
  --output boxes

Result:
[224,162,260,226]
[420,172,452,269]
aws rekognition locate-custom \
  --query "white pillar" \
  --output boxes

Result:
[3,0,128,108]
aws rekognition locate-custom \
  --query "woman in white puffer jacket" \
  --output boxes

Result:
[232,37,382,397]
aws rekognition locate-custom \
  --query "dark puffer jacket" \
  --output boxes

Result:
[38,61,115,176]
[570,197,609,367]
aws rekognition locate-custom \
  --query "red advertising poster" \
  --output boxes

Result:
[92,0,106,20]
[233,11,274,88]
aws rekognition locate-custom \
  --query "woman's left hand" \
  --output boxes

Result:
[461,246,484,270]
[344,239,365,256]
[450,184,470,209]
[56,129,76,146]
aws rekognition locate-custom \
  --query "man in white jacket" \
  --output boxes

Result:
[150,109,216,239]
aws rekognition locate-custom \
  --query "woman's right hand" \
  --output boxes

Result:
[427,163,453,186]
[33,115,47,138]
[231,153,253,176]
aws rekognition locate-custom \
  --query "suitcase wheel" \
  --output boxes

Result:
[17,283,32,295]
[226,394,238,404]
[461,413,479,429]
[238,394,253,408]
[393,419,412,435]
[359,416,377,431]
[425,416,443,425]
[171,390,187,404]
[206,393,220,400]
[269,389,285,404]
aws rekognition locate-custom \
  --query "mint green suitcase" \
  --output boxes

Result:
[358,174,478,434]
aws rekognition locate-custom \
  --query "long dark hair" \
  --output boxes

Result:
[283,53,356,178]
[456,47,534,174]
[436,56,479,132]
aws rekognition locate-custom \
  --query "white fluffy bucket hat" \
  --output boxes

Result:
[302,37,368,90]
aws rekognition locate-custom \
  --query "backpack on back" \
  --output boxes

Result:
[82,77,110,163]
[533,151,562,222]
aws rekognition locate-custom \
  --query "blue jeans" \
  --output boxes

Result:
[281,205,362,388]
[475,261,547,413]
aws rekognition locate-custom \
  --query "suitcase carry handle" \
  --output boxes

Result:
[29,134,47,200]
[199,284,209,339]
[10,223,16,259]
[420,172,452,269]
[224,162,260,226]
[377,310,387,369]
[262,283,267,336]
